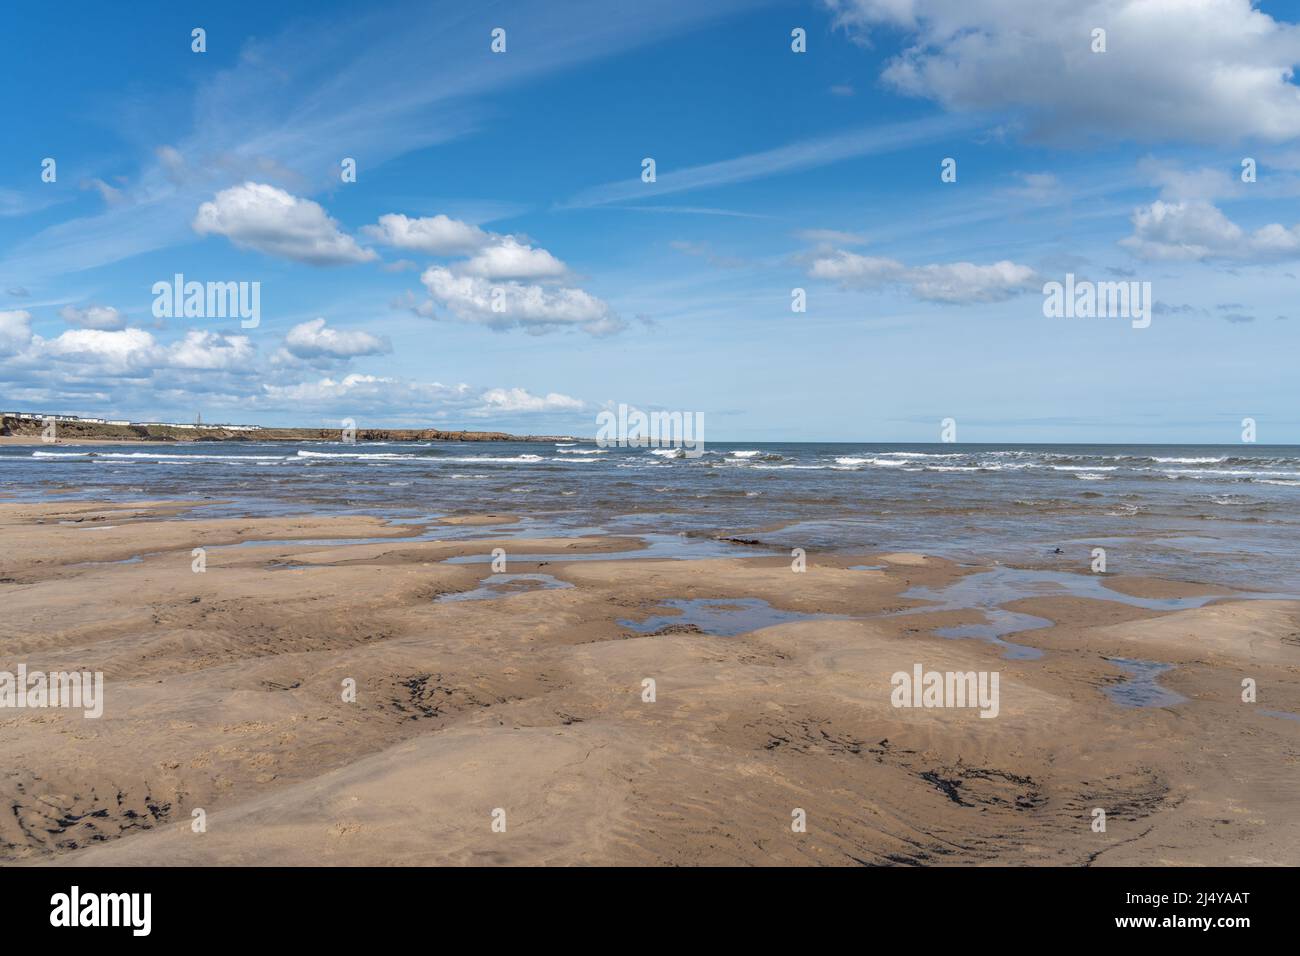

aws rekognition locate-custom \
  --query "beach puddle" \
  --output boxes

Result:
[896,565,1293,660]
[1103,657,1187,708]
[931,611,1051,660]
[69,554,144,568]
[436,573,573,603]
[619,597,844,637]
[446,532,774,565]
[907,566,1239,613]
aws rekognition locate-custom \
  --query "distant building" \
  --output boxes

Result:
[5,410,262,431]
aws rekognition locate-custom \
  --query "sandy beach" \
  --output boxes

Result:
[2,497,1296,866]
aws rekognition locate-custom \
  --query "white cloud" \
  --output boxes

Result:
[42,327,158,373]
[420,267,624,335]
[1,315,587,427]
[459,235,567,280]
[362,213,489,256]
[1136,158,1242,202]
[809,249,1039,302]
[166,330,256,370]
[251,374,587,424]
[825,0,1300,144]
[370,213,602,329]
[904,261,1040,302]
[9,323,255,377]
[366,214,568,278]
[476,387,584,414]
[0,310,33,353]
[259,374,471,409]
[1119,199,1300,260]
[284,317,390,359]
[193,182,377,265]
[60,304,126,330]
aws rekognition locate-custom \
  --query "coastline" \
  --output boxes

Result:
[1,417,579,444]
[2,499,1296,866]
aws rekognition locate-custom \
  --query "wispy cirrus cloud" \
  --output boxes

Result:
[558,114,980,209]
[1,0,754,285]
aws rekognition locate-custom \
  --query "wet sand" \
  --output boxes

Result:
[1,500,1297,866]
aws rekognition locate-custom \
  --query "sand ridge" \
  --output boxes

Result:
[0,502,1296,866]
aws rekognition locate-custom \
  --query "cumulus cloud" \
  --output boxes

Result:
[251,374,588,424]
[362,213,489,256]
[366,210,618,333]
[1119,199,1300,260]
[1136,158,1242,202]
[365,214,569,278]
[283,317,390,360]
[1,315,585,426]
[193,182,377,265]
[459,235,567,280]
[808,249,1039,302]
[259,373,471,409]
[0,310,33,353]
[166,330,255,370]
[60,304,126,330]
[420,267,624,335]
[41,327,159,373]
[824,0,1300,144]
[3,320,257,381]
[476,387,585,414]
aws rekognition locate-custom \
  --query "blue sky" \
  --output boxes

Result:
[3,0,1300,441]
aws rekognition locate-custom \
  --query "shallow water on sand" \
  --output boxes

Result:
[1103,658,1188,708]
[895,566,1295,660]
[7,440,1300,591]
[619,598,845,637]
[436,573,573,602]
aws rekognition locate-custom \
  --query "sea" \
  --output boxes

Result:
[4,441,1299,592]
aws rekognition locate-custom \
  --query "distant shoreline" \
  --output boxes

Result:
[1,417,580,445]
